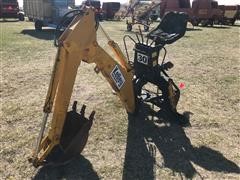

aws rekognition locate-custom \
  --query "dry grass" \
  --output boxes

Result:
[0,19,240,180]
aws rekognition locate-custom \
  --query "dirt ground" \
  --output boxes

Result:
[1,18,240,180]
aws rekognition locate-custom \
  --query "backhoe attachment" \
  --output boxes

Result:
[29,8,135,167]
[29,8,189,168]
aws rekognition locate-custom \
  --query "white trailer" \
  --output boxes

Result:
[23,0,75,30]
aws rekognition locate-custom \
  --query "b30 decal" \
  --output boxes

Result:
[137,52,148,65]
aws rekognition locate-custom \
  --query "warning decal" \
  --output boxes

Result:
[110,65,125,90]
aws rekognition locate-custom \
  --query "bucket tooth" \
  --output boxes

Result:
[44,102,95,165]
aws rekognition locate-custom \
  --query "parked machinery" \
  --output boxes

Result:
[159,0,223,26]
[28,7,188,167]
[23,0,75,30]
[192,0,222,26]
[102,2,121,20]
[125,0,161,31]
[218,5,240,25]
[0,0,24,21]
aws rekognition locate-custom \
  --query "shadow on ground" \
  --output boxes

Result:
[232,24,240,27]
[123,103,240,179]
[0,19,19,22]
[33,155,99,180]
[21,29,55,40]
[186,27,202,31]
[201,25,231,29]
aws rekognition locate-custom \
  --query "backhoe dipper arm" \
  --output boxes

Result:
[57,8,135,113]
[30,8,135,167]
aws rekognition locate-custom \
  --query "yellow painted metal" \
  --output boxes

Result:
[47,47,82,141]
[31,7,135,166]
[43,48,63,113]
[58,7,135,113]
[99,24,132,72]
[91,45,135,112]
[108,40,132,72]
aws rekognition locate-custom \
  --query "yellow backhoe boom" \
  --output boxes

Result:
[30,8,135,167]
